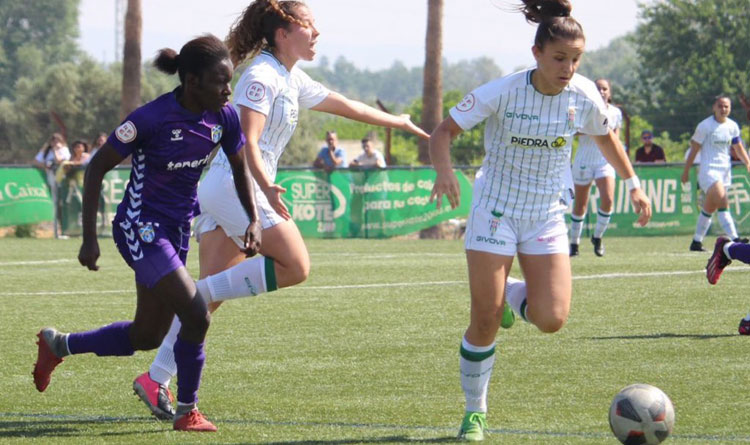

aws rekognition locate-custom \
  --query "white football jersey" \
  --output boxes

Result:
[574,103,622,167]
[692,116,741,173]
[211,50,330,180]
[450,69,609,220]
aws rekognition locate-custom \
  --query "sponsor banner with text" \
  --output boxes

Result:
[6,165,750,238]
[0,168,54,226]
[276,169,473,238]
[575,164,750,236]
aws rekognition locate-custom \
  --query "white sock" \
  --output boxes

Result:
[459,337,496,413]
[569,213,585,244]
[199,256,276,303]
[149,315,181,386]
[694,211,712,242]
[594,210,611,238]
[717,209,738,240]
[723,241,735,259]
[505,277,528,322]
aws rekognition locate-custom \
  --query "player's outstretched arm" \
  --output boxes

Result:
[79,144,124,270]
[311,91,429,140]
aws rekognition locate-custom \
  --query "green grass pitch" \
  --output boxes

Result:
[1,236,750,444]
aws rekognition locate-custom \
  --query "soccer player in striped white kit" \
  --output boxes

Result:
[131,0,429,420]
[569,79,623,257]
[429,0,651,440]
[682,95,750,252]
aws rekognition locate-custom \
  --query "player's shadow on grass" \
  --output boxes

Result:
[0,419,163,439]
[255,437,460,445]
[589,332,736,340]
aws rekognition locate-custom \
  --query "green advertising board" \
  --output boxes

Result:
[0,168,54,226]
[578,164,750,236]
[5,164,750,238]
[275,168,473,238]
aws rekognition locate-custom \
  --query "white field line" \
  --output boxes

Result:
[0,259,74,266]
[2,267,748,296]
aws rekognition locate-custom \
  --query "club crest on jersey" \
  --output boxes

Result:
[246,81,266,102]
[115,121,137,143]
[138,222,155,243]
[567,106,576,130]
[456,93,476,112]
[171,129,183,141]
[211,125,223,143]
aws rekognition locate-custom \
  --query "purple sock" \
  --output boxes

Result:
[728,243,750,264]
[67,321,135,356]
[173,337,205,405]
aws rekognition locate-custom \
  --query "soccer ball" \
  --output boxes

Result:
[609,384,675,444]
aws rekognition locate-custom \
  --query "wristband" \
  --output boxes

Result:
[625,176,641,191]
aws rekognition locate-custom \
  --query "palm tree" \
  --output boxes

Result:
[120,0,142,120]
[418,0,443,165]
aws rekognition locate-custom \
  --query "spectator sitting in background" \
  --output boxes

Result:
[350,137,386,169]
[635,130,666,163]
[313,130,348,172]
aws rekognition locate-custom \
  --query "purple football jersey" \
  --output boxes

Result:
[108,88,245,226]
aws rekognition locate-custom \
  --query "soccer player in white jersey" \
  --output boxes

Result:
[682,95,750,252]
[428,0,651,440]
[569,79,623,257]
[131,0,429,420]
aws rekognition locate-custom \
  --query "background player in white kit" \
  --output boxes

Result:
[428,0,651,440]
[131,0,429,419]
[569,78,623,257]
[682,95,750,252]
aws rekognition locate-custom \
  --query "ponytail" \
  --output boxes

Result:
[152,34,230,85]
[518,0,583,48]
[153,48,179,75]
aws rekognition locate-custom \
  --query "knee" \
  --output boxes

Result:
[179,309,211,337]
[281,256,310,287]
[534,309,568,333]
[129,327,165,351]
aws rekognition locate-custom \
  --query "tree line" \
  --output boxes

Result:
[1,0,749,166]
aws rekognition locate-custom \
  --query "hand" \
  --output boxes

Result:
[78,239,101,271]
[680,170,689,184]
[629,188,652,227]
[242,220,262,257]
[262,184,291,220]
[429,169,460,209]
[398,114,430,140]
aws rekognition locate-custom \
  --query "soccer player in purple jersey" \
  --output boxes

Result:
[706,236,750,334]
[32,35,261,433]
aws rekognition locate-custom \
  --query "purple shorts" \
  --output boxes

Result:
[112,219,190,288]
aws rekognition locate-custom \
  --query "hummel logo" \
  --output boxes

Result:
[171,129,183,141]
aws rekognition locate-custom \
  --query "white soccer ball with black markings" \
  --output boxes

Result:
[609,384,675,445]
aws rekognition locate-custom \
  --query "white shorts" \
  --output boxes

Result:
[571,157,615,186]
[698,167,731,192]
[464,205,569,256]
[193,165,284,248]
